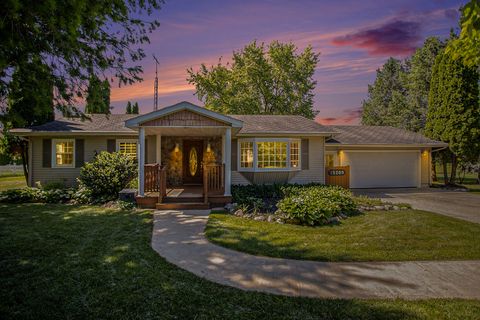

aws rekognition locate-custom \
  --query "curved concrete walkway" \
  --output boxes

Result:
[151,210,480,299]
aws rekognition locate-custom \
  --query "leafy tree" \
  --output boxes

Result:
[361,58,410,128]
[126,101,132,114]
[132,102,139,114]
[188,41,319,119]
[447,0,480,67]
[1,56,54,181]
[85,75,111,114]
[426,49,480,184]
[404,37,445,133]
[0,0,163,114]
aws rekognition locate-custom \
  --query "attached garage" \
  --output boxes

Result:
[341,151,420,188]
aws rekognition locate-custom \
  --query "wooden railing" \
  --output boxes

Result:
[203,164,225,203]
[144,163,167,202]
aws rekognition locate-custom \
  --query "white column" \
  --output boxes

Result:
[221,134,225,163]
[224,127,232,196]
[138,127,145,196]
[156,134,162,164]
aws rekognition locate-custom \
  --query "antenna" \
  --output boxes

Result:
[153,54,159,111]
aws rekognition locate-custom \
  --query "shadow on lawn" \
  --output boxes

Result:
[0,203,453,319]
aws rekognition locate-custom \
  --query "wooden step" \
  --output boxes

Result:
[156,202,210,210]
[164,196,204,203]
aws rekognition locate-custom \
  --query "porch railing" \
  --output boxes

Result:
[203,164,225,203]
[144,163,167,202]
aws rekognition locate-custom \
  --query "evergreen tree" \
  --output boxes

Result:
[85,75,110,114]
[361,58,409,128]
[426,49,480,184]
[126,101,132,114]
[132,102,139,114]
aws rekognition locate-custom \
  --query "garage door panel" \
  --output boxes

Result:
[344,152,419,188]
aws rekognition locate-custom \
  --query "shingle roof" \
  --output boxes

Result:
[11,114,137,134]
[326,125,447,146]
[230,115,335,135]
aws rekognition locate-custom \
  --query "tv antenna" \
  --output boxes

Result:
[153,54,159,111]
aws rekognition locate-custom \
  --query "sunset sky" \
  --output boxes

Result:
[110,0,465,125]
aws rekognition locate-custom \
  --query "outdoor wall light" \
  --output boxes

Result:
[207,143,211,152]
[174,143,180,153]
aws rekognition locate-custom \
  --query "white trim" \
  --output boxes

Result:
[12,131,138,137]
[138,128,145,196]
[156,134,162,164]
[51,139,75,168]
[325,143,448,148]
[125,101,243,128]
[237,138,301,172]
[224,128,232,196]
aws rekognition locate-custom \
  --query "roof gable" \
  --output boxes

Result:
[125,101,243,128]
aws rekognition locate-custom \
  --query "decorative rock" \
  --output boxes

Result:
[224,203,238,213]
[374,205,385,211]
[339,213,348,219]
[400,206,409,210]
[267,215,274,223]
[393,206,399,210]
[328,216,341,224]
[233,209,244,217]
[254,216,265,221]
[276,219,285,224]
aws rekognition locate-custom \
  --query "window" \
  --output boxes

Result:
[53,139,75,167]
[257,141,287,168]
[117,140,137,158]
[325,153,335,167]
[240,141,253,168]
[290,141,300,168]
[238,139,301,171]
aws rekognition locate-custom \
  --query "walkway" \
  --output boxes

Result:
[354,188,480,224]
[151,210,480,299]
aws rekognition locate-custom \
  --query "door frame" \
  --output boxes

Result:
[182,139,204,185]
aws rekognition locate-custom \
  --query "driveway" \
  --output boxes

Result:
[353,188,480,224]
[152,210,480,299]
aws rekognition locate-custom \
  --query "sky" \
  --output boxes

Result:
[109,0,465,125]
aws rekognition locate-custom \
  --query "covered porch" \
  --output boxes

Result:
[125,102,243,209]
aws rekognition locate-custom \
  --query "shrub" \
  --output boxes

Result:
[78,152,137,202]
[0,187,74,203]
[277,186,357,225]
[42,181,67,191]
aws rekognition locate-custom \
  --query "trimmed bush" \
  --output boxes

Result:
[277,186,357,225]
[78,152,137,202]
[0,187,74,203]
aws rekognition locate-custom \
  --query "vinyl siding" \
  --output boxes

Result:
[421,149,431,186]
[30,135,136,187]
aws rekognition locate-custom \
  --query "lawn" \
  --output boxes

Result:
[435,163,479,193]
[206,210,480,262]
[0,204,479,319]
[0,174,26,191]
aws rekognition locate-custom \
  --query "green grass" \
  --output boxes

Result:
[0,204,479,319]
[0,174,26,191]
[435,163,479,193]
[206,211,480,262]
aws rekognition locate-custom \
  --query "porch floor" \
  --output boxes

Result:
[145,185,203,199]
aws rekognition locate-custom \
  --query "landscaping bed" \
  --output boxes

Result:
[206,210,480,262]
[1,203,480,319]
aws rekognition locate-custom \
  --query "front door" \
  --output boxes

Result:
[183,140,204,184]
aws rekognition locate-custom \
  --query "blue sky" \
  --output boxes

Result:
[110,0,464,124]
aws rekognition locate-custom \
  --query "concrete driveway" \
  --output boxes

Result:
[354,188,480,224]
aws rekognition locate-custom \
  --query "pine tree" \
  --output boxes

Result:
[85,75,111,114]
[426,49,480,184]
[126,101,132,114]
[132,102,139,114]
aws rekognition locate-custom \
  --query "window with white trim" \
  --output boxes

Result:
[53,139,75,167]
[238,138,301,171]
[117,139,137,158]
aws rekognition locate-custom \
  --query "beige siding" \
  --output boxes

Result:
[289,137,325,184]
[30,135,136,187]
[146,135,156,163]
[421,149,431,186]
[231,137,326,185]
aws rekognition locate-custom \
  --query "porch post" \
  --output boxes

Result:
[224,127,232,196]
[139,127,145,196]
[156,134,161,164]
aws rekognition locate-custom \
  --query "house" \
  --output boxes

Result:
[11,101,447,209]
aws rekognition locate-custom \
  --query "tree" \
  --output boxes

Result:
[361,58,410,128]
[426,49,480,185]
[0,0,163,114]
[85,75,110,114]
[1,56,54,181]
[132,102,139,114]
[126,101,132,114]
[187,41,320,119]
[447,0,480,67]
[404,37,445,133]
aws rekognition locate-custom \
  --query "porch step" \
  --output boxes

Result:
[164,196,204,203]
[156,202,210,210]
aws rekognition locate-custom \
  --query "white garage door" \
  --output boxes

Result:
[343,151,420,188]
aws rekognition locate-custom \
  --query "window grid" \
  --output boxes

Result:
[257,142,287,169]
[55,141,74,166]
[119,142,137,158]
[240,141,254,168]
[290,141,300,168]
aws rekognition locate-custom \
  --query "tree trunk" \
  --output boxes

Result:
[449,154,458,185]
[442,158,449,185]
[20,142,28,185]
[431,161,437,182]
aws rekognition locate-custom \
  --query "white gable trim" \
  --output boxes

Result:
[125,101,243,128]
